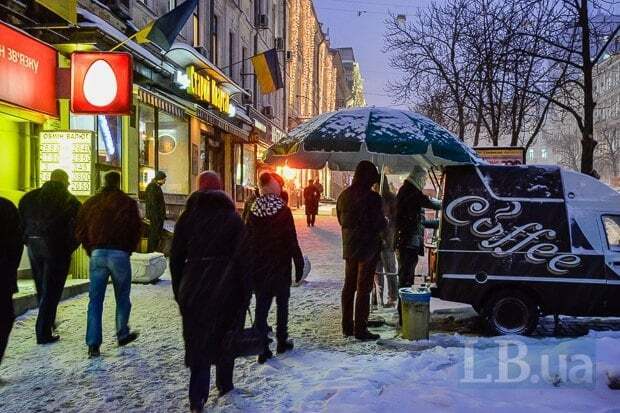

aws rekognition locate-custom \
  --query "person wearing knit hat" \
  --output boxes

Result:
[336,160,386,341]
[247,172,304,363]
[145,171,167,253]
[394,165,441,326]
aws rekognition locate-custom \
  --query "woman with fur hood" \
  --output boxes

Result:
[247,172,304,364]
[170,171,253,412]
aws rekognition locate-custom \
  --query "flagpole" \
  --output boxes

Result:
[109,32,141,52]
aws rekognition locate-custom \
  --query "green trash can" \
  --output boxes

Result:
[399,287,431,340]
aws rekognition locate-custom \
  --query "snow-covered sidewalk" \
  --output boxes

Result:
[1,216,619,412]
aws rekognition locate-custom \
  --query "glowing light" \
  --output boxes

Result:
[83,60,118,107]
[282,165,297,180]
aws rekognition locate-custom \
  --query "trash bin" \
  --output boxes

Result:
[399,286,431,340]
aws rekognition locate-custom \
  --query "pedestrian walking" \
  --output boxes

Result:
[145,171,167,253]
[0,197,23,368]
[314,179,324,197]
[247,172,304,364]
[372,177,398,308]
[170,171,253,412]
[303,180,320,227]
[18,169,81,344]
[395,166,440,325]
[76,172,141,358]
[336,161,386,341]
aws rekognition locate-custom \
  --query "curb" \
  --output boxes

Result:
[13,280,90,317]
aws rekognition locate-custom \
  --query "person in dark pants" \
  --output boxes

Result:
[170,171,253,412]
[76,172,142,358]
[0,197,23,368]
[336,161,386,341]
[395,166,441,325]
[303,180,320,227]
[248,172,303,364]
[145,171,167,253]
[18,169,81,344]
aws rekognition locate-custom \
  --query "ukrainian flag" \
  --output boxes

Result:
[252,49,284,94]
[135,0,198,51]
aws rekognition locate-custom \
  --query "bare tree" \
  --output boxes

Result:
[515,0,620,176]
[596,126,620,178]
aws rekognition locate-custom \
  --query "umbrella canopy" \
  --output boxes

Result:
[264,107,483,172]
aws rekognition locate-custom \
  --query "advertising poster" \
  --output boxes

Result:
[475,147,526,165]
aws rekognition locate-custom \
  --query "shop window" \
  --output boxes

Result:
[96,115,122,168]
[243,144,256,186]
[158,111,189,194]
[139,103,156,192]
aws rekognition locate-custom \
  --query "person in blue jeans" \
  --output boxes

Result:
[76,172,142,358]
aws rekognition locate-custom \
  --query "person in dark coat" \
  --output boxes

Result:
[0,197,23,367]
[170,171,253,412]
[372,177,398,308]
[18,169,81,344]
[76,172,141,358]
[395,166,440,324]
[336,161,386,341]
[247,172,303,364]
[145,171,167,253]
[303,180,320,227]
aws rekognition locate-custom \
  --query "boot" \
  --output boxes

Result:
[118,331,139,347]
[88,346,100,358]
[257,348,273,364]
[276,339,294,354]
[355,330,380,341]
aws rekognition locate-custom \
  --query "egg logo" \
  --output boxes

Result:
[83,60,118,107]
[71,52,132,114]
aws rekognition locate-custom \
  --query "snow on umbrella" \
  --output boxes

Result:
[264,107,483,172]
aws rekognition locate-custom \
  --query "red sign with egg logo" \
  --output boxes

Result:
[70,52,132,114]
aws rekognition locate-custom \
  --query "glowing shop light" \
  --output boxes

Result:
[83,60,118,107]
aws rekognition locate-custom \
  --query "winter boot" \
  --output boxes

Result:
[276,339,294,354]
[118,331,139,347]
[355,330,380,341]
[257,349,273,364]
[88,346,100,358]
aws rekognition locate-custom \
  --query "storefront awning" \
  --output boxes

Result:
[166,43,247,97]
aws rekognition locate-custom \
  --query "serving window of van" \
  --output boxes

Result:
[603,215,620,251]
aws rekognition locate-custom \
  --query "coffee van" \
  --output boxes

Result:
[432,165,620,335]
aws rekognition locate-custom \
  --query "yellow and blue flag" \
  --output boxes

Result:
[135,0,198,51]
[251,49,284,94]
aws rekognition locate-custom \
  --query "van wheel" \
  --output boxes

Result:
[484,291,539,336]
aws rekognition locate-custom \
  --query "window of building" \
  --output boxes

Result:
[193,13,199,47]
[541,148,548,160]
[169,0,177,11]
[158,111,189,195]
[603,215,620,251]
[229,32,235,79]
[211,15,219,65]
[527,148,535,161]
[241,46,247,89]
[139,103,156,192]
[96,115,122,168]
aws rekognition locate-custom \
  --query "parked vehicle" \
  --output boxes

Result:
[432,165,620,335]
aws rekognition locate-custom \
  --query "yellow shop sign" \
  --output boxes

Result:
[186,65,230,114]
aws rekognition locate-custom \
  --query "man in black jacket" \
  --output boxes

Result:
[170,172,253,410]
[145,171,167,253]
[248,172,303,364]
[395,167,440,324]
[19,170,81,344]
[336,161,386,341]
[0,197,23,366]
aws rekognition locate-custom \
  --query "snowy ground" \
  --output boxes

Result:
[2,216,620,412]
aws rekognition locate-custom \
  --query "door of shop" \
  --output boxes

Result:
[201,130,225,180]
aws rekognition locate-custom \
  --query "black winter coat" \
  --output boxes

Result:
[145,181,166,222]
[18,181,81,258]
[170,190,252,368]
[303,185,320,215]
[336,186,386,261]
[0,197,23,295]
[247,194,303,295]
[395,180,436,252]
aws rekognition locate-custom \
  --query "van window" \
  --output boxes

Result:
[603,215,620,251]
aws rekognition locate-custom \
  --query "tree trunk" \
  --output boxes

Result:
[457,103,466,141]
[579,0,598,177]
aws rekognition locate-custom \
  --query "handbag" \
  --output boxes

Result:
[222,309,271,358]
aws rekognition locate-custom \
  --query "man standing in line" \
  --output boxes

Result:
[303,180,320,227]
[76,172,142,358]
[19,169,81,344]
[145,171,167,253]
[337,161,386,341]
[0,196,23,367]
